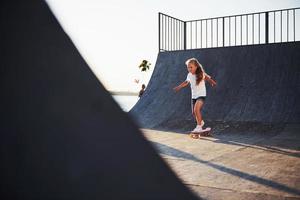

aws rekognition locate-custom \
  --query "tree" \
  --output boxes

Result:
[138,60,151,72]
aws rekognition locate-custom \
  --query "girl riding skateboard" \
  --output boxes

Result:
[173,58,217,137]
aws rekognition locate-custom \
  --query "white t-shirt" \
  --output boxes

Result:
[186,72,210,99]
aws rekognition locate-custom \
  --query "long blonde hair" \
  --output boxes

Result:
[185,58,205,85]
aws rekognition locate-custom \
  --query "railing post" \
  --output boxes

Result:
[158,13,161,52]
[265,12,269,44]
[222,17,225,47]
[184,21,187,50]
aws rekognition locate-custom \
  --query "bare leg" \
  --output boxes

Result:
[191,100,196,121]
[194,100,204,126]
[192,111,196,122]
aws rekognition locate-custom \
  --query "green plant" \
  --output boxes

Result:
[139,60,151,72]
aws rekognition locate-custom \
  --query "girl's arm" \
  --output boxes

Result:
[205,74,217,87]
[173,81,189,92]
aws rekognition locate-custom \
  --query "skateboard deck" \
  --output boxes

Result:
[189,127,212,139]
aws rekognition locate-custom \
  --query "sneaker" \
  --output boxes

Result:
[191,126,203,133]
[200,120,205,127]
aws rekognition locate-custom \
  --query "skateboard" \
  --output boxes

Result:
[189,127,212,139]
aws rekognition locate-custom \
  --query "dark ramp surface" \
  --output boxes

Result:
[0,1,199,200]
[130,43,300,129]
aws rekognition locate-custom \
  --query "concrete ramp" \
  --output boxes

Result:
[130,43,300,129]
[0,1,199,199]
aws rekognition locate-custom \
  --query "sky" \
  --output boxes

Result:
[46,0,300,92]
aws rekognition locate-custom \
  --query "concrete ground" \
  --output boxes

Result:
[141,124,300,200]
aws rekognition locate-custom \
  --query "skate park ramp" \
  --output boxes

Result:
[130,42,300,129]
[0,1,199,200]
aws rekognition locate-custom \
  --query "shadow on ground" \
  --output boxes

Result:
[151,140,300,196]
[145,120,300,156]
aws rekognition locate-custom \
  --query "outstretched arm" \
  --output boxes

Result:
[173,81,189,92]
[205,74,217,87]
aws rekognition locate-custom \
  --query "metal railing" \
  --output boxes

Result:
[158,7,300,52]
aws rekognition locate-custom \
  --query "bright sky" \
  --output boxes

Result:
[46,0,299,92]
